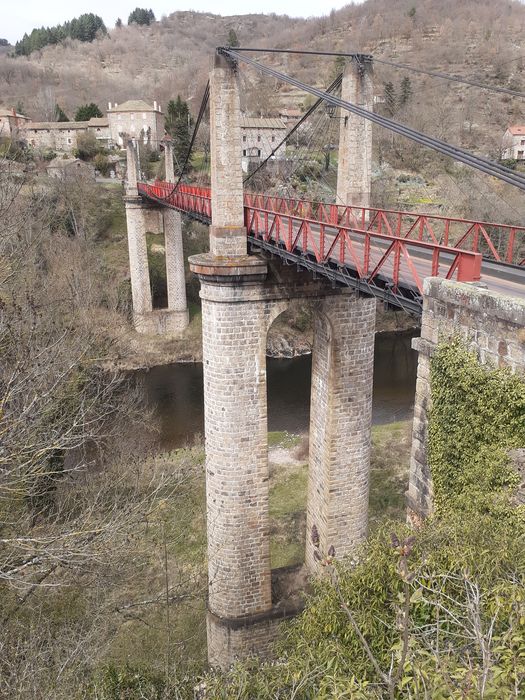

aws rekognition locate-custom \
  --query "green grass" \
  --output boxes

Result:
[269,466,308,519]
[369,420,411,525]
[268,431,301,449]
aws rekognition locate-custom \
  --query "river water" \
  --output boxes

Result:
[140,329,419,450]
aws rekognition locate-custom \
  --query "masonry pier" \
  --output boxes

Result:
[189,51,376,669]
[124,138,189,335]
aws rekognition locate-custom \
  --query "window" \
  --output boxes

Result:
[67,138,72,144]
[518,150,524,159]
[257,149,261,157]
[243,135,247,142]
[272,136,275,142]
[521,139,525,145]
[243,149,246,156]
[257,135,261,142]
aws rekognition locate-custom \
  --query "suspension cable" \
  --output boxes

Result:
[228,47,525,99]
[221,48,525,191]
[163,80,210,198]
[244,73,342,185]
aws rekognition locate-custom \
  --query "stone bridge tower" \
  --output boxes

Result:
[124,138,189,334]
[189,52,377,668]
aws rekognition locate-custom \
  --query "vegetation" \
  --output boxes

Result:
[14,13,106,56]
[54,104,69,122]
[429,338,525,518]
[128,8,156,26]
[165,96,192,174]
[74,102,103,121]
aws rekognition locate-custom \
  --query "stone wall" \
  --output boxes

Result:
[408,278,525,520]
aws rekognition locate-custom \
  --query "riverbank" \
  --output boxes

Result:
[112,305,419,371]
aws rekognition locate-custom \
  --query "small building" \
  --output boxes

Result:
[501,125,525,160]
[240,116,287,162]
[46,156,95,180]
[107,100,165,149]
[0,108,31,139]
[279,108,302,127]
[20,118,110,153]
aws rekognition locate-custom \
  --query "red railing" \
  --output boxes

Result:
[138,181,483,292]
[244,206,481,293]
[243,193,525,267]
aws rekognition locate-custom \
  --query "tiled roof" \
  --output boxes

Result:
[0,109,29,119]
[109,100,160,113]
[22,121,89,130]
[508,125,525,135]
[240,116,286,130]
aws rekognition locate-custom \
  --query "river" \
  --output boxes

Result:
[140,329,419,450]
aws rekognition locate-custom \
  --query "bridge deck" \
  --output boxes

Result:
[138,181,525,314]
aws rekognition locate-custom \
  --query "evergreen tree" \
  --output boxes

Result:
[128,8,156,26]
[14,14,106,56]
[400,76,412,106]
[115,18,123,29]
[227,29,240,47]
[55,104,70,122]
[75,103,103,121]
[166,96,193,174]
[383,81,397,117]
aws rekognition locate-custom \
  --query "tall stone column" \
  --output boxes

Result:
[209,51,246,256]
[163,208,189,331]
[336,56,373,210]
[124,196,153,332]
[189,51,277,668]
[306,293,376,573]
[125,138,140,196]
[162,136,176,182]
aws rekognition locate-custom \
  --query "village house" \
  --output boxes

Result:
[240,116,287,162]
[107,100,165,148]
[15,99,164,155]
[501,125,525,160]
[46,156,96,180]
[20,118,110,153]
[0,108,31,139]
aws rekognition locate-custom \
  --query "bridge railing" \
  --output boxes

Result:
[244,205,482,294]
[138,182,516,284]
[243,193,525,267]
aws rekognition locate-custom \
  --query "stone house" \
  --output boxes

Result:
[501,125,525,160]
[240,116,287,161]
[46,156,96,180]
[0,108,31,139]
[21,118,110,153]
[107,100,165,148]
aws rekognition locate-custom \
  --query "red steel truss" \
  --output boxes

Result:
[139,181,487,295]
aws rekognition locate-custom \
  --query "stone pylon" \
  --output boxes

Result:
[162,135,176,182]
[190,51,376,669]
[124,138,189,335]
[336,55,373,210]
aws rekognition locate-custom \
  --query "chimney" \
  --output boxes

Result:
[154,100,157,111]
[108,102,112,110]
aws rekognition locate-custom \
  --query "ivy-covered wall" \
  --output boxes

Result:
[408,279,525,519]
[428,339,525,517]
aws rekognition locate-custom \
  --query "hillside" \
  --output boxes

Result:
[1,0,525,221]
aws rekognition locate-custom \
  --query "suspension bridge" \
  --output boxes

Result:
[123,48,525,668]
